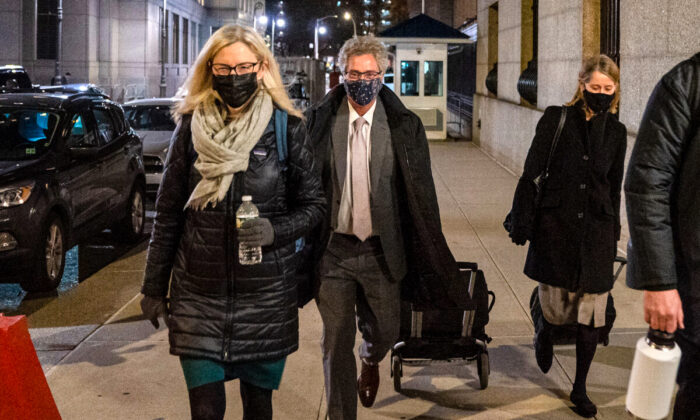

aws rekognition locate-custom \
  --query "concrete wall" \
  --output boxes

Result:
[453,0,478,27]
[0,0,23,65]
[497,0,521,104]
[0,0,263,100]
[619,0,700,136]
[472,0,700,248]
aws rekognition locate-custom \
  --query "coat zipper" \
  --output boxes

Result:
[222,182,234,360]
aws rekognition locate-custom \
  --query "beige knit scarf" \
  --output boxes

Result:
[185,91,273,210]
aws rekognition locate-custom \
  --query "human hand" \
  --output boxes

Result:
[140,295,169,329]
[643,290,685,333]
[238,218,274,246]
[509,226,530,246]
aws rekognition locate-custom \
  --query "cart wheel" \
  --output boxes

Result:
[476,351,489,390]
[392,356,402,393]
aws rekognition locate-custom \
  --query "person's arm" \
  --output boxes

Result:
[509,106,561,244]
[269,116,326,247]
[625,73,692,333]
[141,116,192,298]
[608,124,627,241]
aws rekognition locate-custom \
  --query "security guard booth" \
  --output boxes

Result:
[378,14,472,140]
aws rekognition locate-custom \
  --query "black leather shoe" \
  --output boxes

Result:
[534,330,553,373]
[357,361,379,407]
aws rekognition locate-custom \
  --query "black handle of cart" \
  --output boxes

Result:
[614,255,627,280]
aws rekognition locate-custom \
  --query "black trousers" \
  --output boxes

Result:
[674,334,700,420]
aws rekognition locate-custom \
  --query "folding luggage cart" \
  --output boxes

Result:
[391,262,495,392]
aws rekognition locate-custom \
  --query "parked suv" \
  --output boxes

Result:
[0,85,146,292]
[0,65,32,89]
[123,98,179,195]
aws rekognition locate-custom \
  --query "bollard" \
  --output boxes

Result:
[0,313,62,420]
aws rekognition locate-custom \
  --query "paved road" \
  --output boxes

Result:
[0,204,155,372]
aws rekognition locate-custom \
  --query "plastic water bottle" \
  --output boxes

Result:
[625,328,682,420]
[236,195,262,265]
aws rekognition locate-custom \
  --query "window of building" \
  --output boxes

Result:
[37,0,58,60]
[191,22,198,64]
[400,61,419,96]
[518,0,537,106]
[486,3,498,96]
[600,0,620,65]
[424,61,443,97]
[172,13,180,64]
[183,18,189,65]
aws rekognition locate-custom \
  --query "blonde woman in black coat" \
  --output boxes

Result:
[140,25,324,420]
[509,55,627,418]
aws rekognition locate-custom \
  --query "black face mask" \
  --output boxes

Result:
[583,89,614,114]
[212,72,258,108]
[344,77,383,106]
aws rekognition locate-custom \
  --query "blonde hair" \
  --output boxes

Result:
[173,25,302,121]
[338,35,389,74]
[566,54,621,114]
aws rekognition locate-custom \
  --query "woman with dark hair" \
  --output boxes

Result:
[508,54,627,418]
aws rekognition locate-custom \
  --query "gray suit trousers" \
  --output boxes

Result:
[317,233,401,420]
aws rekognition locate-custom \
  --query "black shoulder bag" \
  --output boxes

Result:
[503,107,567,234]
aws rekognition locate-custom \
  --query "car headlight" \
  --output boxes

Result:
[0,182,35,208]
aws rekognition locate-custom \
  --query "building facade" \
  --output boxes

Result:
[0,0,265,100]
[473,0,700,244]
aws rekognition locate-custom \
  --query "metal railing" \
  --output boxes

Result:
[447,91,473,135]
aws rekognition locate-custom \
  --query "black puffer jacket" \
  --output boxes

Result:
[625,52,700,346]
[511,105,627,293]
[142,109,325,363]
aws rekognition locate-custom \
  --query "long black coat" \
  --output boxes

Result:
[304,86,466,307]
[510,105,627,293]
[142,110,325,363]
[625,53,700,346]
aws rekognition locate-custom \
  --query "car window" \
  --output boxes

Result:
[0,108,60,160]
[124,105,176,131]
[109,105,127,135]
[66,114,99,148]
[92,108,116,144]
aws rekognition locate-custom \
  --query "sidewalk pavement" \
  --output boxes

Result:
[39,141,657,419]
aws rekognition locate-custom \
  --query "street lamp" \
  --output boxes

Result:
[253,2,264,31]
[271,17,286,56]
[314,15,337,60]
[159,0,167,97]
[343,11,357,37]
[50,0,65,85]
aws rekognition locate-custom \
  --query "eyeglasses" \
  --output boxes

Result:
[345,70,382,81]
[210,61,261,76]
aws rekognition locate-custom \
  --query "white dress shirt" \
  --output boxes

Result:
[336,100,376,235]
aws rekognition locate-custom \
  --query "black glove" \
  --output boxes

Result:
[238,218,275,247]
[140,295,169,329]
[509,225,530,246]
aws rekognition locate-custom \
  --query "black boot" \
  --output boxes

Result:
[570,324,600,418]
[534,314,554,373]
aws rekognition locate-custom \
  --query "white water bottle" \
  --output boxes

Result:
[236,195,262,265]
[625,328,681,420]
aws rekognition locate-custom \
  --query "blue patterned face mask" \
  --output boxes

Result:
[344,77,383,106]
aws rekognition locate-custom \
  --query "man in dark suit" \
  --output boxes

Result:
[305,35,463,420]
